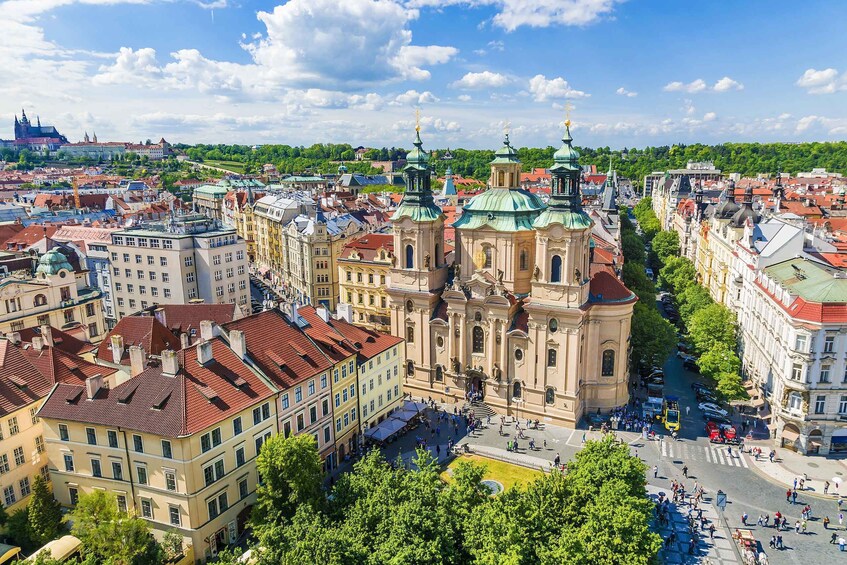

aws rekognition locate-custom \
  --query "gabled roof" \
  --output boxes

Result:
[0,340,117,417]
[300,307,402,362]
[18,326,95,356]
[296,306,358,363]
[223,310,332,389]
[146,304,238,336]
[588,271,638,305]
[39,337,276,437]
[96,316,181,365]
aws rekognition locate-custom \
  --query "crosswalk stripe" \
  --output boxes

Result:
[739,454,749,468]
[661,441,667,457]
[705,447,713,463]
[714,449,725,465]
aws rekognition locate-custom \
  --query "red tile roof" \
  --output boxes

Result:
[146,304,238,337]
[4,225,59,250]
[0,224,24,247]
[39,337,277,437]
[588,271,637,304]
[223,310,332,389]
[302,307,402,363]
[18,326,95,356]
[0,339,117,417]
[340,233,394,262]
[296,306,358,363]
[96,316,181,365]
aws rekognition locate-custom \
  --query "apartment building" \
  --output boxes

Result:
[0,332,119,513]
[38,337,278,562]
[222,309,339,469]
[252,193,309,286]
[222,190,262,263]
[337,233,394,332]
[107,214,249,320]
[0,248,106,341]
[323,311,404,433]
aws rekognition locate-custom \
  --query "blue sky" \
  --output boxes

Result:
[2,0,846,149]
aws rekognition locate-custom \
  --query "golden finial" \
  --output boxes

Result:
[564,101,573,128]
[503,120,511,136]
[415,108,421,132]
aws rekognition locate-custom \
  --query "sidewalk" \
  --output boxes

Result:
[747,441,847,499]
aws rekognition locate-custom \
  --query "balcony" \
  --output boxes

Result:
[60,299,75,308]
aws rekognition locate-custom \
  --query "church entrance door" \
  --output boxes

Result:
[467,373,485,401]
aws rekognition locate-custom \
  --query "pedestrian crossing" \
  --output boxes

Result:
[655,440,749,468]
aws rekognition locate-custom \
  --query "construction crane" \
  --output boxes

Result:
[72,177,80,209]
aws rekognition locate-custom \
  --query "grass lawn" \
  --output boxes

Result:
[441,454,544,491]
[205,160,246,173]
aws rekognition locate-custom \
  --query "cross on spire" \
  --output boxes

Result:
[503,120,511,136]
[415,108,421,132]
[564,101,573,128]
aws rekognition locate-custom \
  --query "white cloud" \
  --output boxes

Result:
[795,68,845,94]
[474,40,505,56]
[528,74,588,101]
[703,112,717,122]
[713,76,744,92]
[664,77,743,93]
[392,90,440,105]
[615,86,637,97]
[457,94,472,102]
[796,115,823,133]
[92,47,161,85]
[393,115,461,133]
[407,0,623,32]
[683,99,695,115]
[450,71,511,89]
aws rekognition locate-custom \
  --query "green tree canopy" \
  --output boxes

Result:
[688,303,736,355]
[630,302,677,369]
[658,256,697,294]
[677,284,713,324]
[697,344,741,380]
[28,475,64,546]
[651,230,680,265]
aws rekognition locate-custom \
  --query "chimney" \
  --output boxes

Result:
[110,334,125,364]
[317,306,331,323]
[289,302,299,322]
[229,330,246,360]
[7,332,20,345]
[197,339,214,365]
[199,320,218,341]
[180,332,190,349]
[337,303,354,323]
[129,346,146,377]
[85,374,104,400]
[161,349,180,376]
[153,307,166,327]
[31,336,44,351]
[40,325,53,347]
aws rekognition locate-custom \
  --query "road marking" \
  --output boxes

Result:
[714,448,725,465]
[567,429,577,445]
[738,454,749,468]
[661,440,667,457]
[705,447,713,463]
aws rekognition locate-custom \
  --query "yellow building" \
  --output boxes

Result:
[0,332,118,513]
[0,249,105,342]
[38,337,278,562]
[337,233,394,332]
[223,190,262,263]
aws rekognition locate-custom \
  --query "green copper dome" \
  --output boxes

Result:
[36,249,73,276]
[392,129,442,223]
[490,134,520,164]
[453,188,546,232]
[404,130,430,170]
[551,124,579,170]
[534,123,592,231]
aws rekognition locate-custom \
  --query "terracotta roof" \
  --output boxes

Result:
[0,224,24,247]
[303,309,402,363]
[96,316,181,365]
[588,271,638,304]
[0,339,116,417]
[18,326,95,356]
[39,337,277,437]
[145,304,238,337]
[223,310,332,389]
[296,306,358,363]
[340,233,394,262]
[4,225,59,250]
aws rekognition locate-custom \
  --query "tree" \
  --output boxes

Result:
[630,302,677,369]
[160,530,184,562]
[658,256,697,294]
[6,508,36,553]
[68,490,161,565]
[254,434,324,528]
[651,230,680,266]
[677,284,713,324]
[688,303,736,355]
[621,232,646,266]
[697,344,741,381]
[28,475,64,545]
[621,262,655,302]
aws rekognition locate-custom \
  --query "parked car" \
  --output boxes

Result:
[677,342,691,353]
[698,402,728,416]
[683,359,700,372]
[695,388,717,400]
[702,412,732,426]
[677,352,696,361]
[691,382,711,392]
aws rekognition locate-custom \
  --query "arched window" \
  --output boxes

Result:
[545,387,555,405]
[497,171,505,186]
[405,245,414,269]
[406,325,415,344]
[519,249,528,271]
[435,365,443,382]
[550,255,562,283]
[547,348,557,367]
[34,294,47,307]
[514,348,523,361]
[512,381,522,399]
[483,247,492,269]
[472,326,485,354]
[406,360,415,377]
[602,349,616,376]
[549,318,558,333]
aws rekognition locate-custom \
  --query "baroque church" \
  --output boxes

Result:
[387,122,637,427]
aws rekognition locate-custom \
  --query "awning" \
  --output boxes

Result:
[0,543,20,565]
[809,437,823,446]
[363,418,407,442]
[391,409,419,423]
[258,266,270,276]
[402,400,428,414]
[781,429,800,442]
[28,535,82,562]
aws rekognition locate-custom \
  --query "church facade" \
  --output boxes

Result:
[387,124,636,427]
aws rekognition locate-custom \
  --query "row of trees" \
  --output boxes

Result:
[222,433,660,565]
[636,200,748,401]
[621,201,677,370]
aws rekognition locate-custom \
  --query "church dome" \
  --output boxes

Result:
[36,249,73,276]
[490,134,520,164]
[552,125,579,166]
[453,188,546,232]
[404,130,430,168]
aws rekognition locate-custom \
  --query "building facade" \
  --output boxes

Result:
[387,126,636,428]
[337,233,394,332]
[108,215,250,320]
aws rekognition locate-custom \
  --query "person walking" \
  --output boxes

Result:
[840,536,846,552]
[794,520,801,534]
[709,523,716,540]
[686,405,690,416]
[831,532,838,545]
[653,465,659,478]
[742,512,749,526]
[786,488,792,503]
[792,490,798,504]
[683,465,689,478]
[824,516,831,529]
[826,481,831,495]
[839,512,843,528]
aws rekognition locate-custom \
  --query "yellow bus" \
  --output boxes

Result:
[663,397,680,433]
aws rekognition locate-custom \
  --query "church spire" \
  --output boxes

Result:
[392,121,442,222]
[533,120,591,230]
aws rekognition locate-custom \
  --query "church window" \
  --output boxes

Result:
[406,300,414,313]
[434,244,441,267]
[602,350,616,376]
[550,255,562,283]
[472,327,485,354]
[512,381,522,399]
[405,245,414,269]
[34,294,47,307]
[434,366,443,382]
[406,361,415,377]
[514,348,523,361]
[483,247,492,269]
[545,387,555,405]
[549,319,558,333]
[406,325,415,344]
[519,249,528,271]
[497,171,505,186]
[547,348,557,367]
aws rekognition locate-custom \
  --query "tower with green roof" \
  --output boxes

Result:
[530,122,593,307]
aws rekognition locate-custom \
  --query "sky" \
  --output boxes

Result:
[2,0,847,149]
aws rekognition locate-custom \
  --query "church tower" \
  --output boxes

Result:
[387,124,447,386]
[530,123,593,308]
